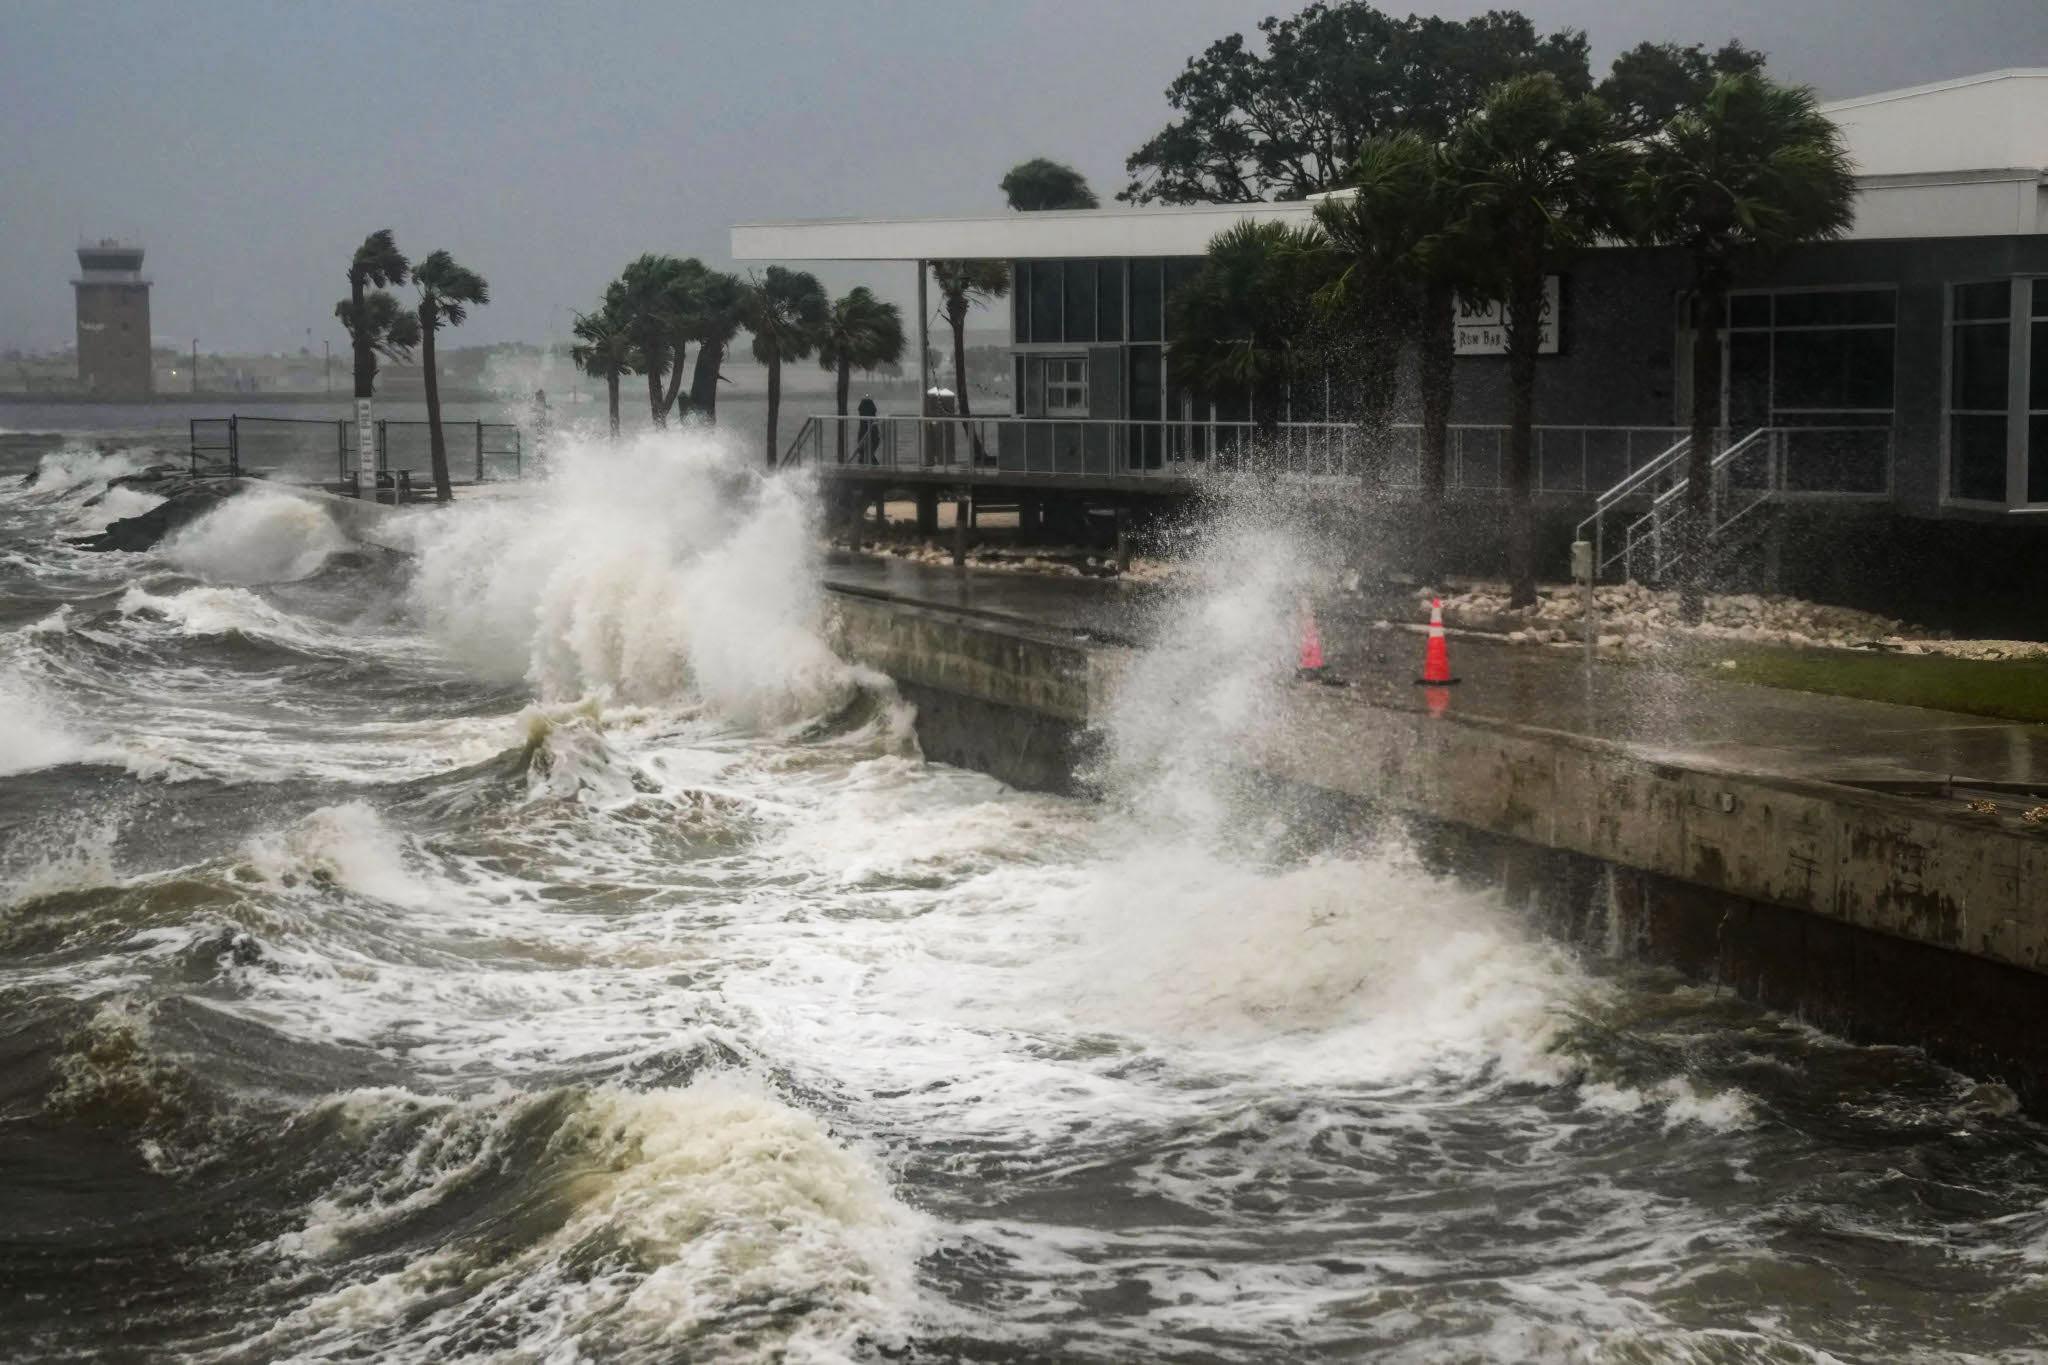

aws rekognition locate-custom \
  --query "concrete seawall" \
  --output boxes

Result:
[826,585,2048,1100]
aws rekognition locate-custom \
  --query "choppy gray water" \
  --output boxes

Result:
[3,427,2048,1363]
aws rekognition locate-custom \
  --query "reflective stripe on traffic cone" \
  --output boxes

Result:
[1416,597,1459,685]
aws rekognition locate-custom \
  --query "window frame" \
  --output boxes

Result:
[1940,276,2044,511]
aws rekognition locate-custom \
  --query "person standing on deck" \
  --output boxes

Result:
[855,393,879,465]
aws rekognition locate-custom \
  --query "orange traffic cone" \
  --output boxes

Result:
[1416,597,1459,685]
[1298,604,1326,676]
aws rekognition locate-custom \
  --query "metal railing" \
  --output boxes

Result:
[781,413,1689,495]
[1575,425,1895,583]
[187,415,523,486]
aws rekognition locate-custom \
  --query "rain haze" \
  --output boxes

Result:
[15,2,2048,1361]
[3,0,2044,352]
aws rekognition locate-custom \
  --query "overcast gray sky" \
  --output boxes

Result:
[5,0,2043,355]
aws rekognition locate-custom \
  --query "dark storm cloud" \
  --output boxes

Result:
[3,0,2041,353]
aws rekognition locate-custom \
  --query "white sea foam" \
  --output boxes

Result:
[11,447,153,499]
[69,484,164,533]
[266,1075,928,1362]
[160,488,352,584]
[405,427,862,726]
[239,802,430,908]
[0,664,96,776]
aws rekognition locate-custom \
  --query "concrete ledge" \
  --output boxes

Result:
[826,585,2048,1095]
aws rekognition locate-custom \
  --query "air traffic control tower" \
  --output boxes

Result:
[73,240,152,397]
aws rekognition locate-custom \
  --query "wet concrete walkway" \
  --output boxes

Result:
[823,553,2048,796]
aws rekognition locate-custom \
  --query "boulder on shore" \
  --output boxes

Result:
[69,473,251,553]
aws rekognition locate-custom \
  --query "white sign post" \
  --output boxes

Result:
[1454,276,1561,355]
[355,396,374,500]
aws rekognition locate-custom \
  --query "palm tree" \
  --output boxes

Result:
[1315,134,1435,483]
[1001,158,1099,210]
[739,266,830,469]
[617,253,694,428]
[337,229,412,492]
[1448,73,1635,607]
[1317,133,1487,577]
[817,287,907,462]
[930,260,1010,460]
[571,288,639,439]
[1634,71,1856,619]
[1167,219,1330,444]
[411,250,489,502]
[683,269,744,424]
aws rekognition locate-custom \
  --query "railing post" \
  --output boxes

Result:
[513,428,522,480]
[338,419,348,485]
[228,415,239,478]
[475,420,484,482]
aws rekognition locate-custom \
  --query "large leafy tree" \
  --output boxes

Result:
[1167,219,1331,443]
[1122,2,1589,204]
[410,250,490,502]
[1599,40,1768,136]
[340,230,412,403]
[1634,71,1855,619]
[570,287,639,439]
[1001,158,1099,210]
[739,266,830,470]
[816,287,906,462]
[1448,72,1635,607]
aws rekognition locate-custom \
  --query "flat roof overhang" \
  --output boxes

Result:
[731,200,1318,262]
[735,172,2045,264]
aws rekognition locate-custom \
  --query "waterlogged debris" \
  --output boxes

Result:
[2022,805,2048,825]
[1965,797,2000,816]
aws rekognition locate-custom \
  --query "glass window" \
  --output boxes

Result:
[1064,261,1096,344]
[2036,278,2048,318]
[1130,260,1162,343]
[1774,329,1894,411]
[1728,293,1770,328]
[1954,281,2011,322]
[1950,320,2010,412]
[1028,261,1063,344]
[2030,416,2048,504]
[1043,357,1088,415]
[1012,263,1030,344]
[1097,261,1124,342]
[1950,414,2008,501]
[1774,290,1895,328]
[2032,316,2048,409]
[1162,258,1201,342]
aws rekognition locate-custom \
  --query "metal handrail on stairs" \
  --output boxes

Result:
[1577,428,1775,584]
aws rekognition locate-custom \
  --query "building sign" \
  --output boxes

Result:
[1454,276,1561,355]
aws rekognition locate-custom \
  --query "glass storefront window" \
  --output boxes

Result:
[1097,261,1124,342]
[1130,260,1162,343]
[1947,279,2013,503]
[1028,261,1063,345]
[1064,263,1096,344]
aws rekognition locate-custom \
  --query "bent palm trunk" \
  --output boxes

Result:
[423,322,452,502]
[1503,272,1544,608]
[764,355,781,471]
[1417,282,1455,584]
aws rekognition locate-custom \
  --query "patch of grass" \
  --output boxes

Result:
[1678,643,2048,722]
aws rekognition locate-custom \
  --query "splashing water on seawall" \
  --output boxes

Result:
[2,420,2048,1362]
